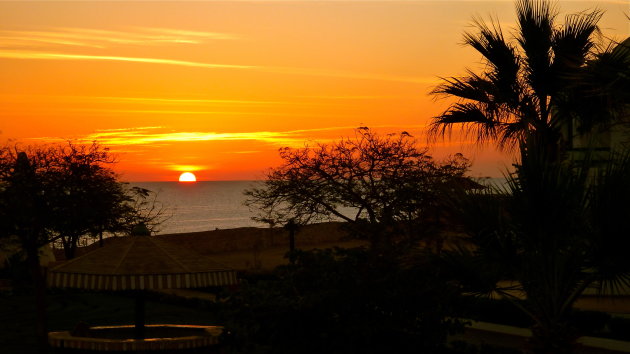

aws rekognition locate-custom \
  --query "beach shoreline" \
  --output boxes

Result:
[52,222,366,271]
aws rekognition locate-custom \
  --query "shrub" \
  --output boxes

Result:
[218,248,463,354]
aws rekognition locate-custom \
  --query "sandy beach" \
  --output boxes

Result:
[155,222,368,271]
[53,222,367,272]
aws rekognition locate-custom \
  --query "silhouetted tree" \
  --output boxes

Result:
[115,186,168,237]
[441,147,630,354]
[0,142,164,348]
[429,4,630,351]
[14,142,168,259]
[0,146,56,351]
[245,127,470,248]
[430,0,629,161]
[48,142,129,259]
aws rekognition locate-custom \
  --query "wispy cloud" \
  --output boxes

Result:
[86,130,301,146]
[0,50,255,69]
[137,27,235,40]
[0,94,299,106]
[70,108,351,119]
[88,126,165,133]
[30,125,430,148]
[0,48,436,84]
[32,126,304,147]
[0,24,435,84]
[296,95,406,100]
[164,164,210,172]
[89,96,289,105]
[0,27,236,49]
[226,150,262,154]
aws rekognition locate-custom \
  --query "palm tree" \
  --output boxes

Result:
[430,0,628,161]
[443,148,630,353]
[569,37,630,135]
[431,2,630,351]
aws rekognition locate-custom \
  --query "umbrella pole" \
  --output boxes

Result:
[134,291,145,339]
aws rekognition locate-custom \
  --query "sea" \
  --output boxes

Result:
[129,181,262,235]
[130,177,508,235]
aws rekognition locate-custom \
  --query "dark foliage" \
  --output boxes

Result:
[217,248,463,354]
[0,142,166,259]
[246,127,470,247]
[441,148,630,353]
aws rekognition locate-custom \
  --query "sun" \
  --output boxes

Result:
[178,172,197,182]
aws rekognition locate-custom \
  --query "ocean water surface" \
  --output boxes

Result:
[130,181,262,235]
[131,177,506,235]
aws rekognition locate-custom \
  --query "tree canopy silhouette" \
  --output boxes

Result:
[47,142,129,259]
[245,127,470,248]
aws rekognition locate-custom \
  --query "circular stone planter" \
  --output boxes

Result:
[48,324,222,353]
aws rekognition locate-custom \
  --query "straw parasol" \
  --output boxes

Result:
[48,233,238,339]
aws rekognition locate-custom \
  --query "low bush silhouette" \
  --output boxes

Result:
[218,247,463,354]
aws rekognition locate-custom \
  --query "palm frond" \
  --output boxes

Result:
[550,10,603,120]
[516,0,556,95]
[463,18,521,107]
[591,274,630,297]
[562,37,630,133]
[497,120,527,151]
[552,9,602,72]
[431,75,494,103]
[430,103,500,145]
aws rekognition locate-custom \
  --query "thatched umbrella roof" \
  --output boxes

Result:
[48,235,237,290]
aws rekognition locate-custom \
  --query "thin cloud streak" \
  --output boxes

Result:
[0,94,388,106]
[0,94,291,106]
[0,49,437,84]
[226,151,262,154]
[32,128,304,147]
[296,95,401,100]
[0,50,255,69]
[0,36,103,49]
[137,27,236,40]
[90,126,165,132]
[0,27,236,49]
[91,131,304,146]
[164,164,210,172]
[71,108,352,119]
[30,125,431,148]
[91,96,290,105]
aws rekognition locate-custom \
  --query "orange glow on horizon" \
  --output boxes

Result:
[1,1,626,181]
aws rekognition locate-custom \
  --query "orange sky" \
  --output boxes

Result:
[1,1,628,181]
